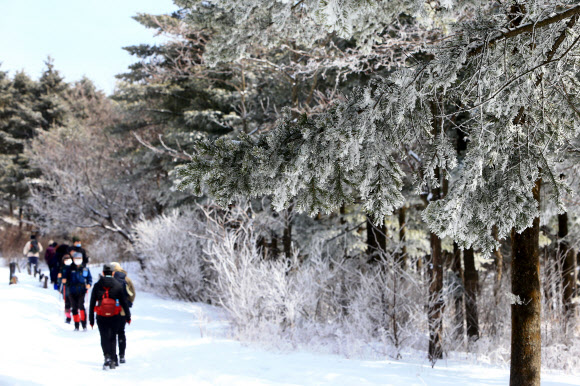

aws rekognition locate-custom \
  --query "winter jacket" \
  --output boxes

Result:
[44,246,57,266]
[112,264,136,314]
[63,264,92,296]
[23,240,43,258]
[89,276,131,326]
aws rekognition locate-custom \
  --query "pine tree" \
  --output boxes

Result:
[36,57,70,130]
[0,70,43,216]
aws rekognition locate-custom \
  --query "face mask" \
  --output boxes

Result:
[64,259,72,266]
[75,242,81,247]
[73,259,82,265]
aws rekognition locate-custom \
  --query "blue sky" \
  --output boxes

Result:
[0,0,178,95]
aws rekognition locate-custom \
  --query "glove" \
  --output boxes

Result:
[126,318,131,325]
[90,324,94,329]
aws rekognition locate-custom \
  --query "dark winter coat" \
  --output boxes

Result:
[89,276,131,326]
[63,264,92,295]
[44,246,57,266]
[54,244,70,272]
[113,269,136,308]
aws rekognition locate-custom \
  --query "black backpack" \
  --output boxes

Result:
[114,271,132,306]
[29,240,39,254]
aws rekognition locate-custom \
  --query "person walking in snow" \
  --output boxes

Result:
[89,264,131,370]
[44,241,59,286]
[70,236,89,266]
[62,252,92,330]
[111,261,136,365]
[23,234,43,275]
[59,253,73,323]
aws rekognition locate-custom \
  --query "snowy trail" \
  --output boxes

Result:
[1,263,578,386]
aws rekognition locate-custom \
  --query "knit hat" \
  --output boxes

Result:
[72,236,80,242]
[72,252,83,259]
[103,264,113,275]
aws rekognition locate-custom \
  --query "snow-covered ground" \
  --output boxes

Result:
[1,262,579,386]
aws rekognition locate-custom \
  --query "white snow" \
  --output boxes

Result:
[1,262,579,386]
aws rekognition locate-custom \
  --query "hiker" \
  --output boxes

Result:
[89,264,131,370]
[23,234,43,275]
[111,261,136,365]
[44,241,59,285]
[62,252,92,330]
[55,243,71,292]
[70,236,89,266]
[59,253,73,323]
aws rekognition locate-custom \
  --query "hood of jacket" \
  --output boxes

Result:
[111,262,127,274]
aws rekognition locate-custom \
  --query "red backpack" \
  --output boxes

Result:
[95,287,121,317]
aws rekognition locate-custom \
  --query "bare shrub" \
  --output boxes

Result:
[132,208,210,302]
[89,232,125,264]
[541,247,580,371]
[131,202,580,369]
[199,204,433,358]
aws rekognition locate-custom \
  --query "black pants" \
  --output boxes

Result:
[68,291,86,316]
[97,315,121,359]
[49,264,59,283]
[117,318,127,357]
[63,286,71,319]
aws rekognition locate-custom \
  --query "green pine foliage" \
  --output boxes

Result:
[0,59,93,215]
[176,1,580,258]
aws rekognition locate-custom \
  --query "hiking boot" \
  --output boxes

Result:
[113,357,119,367]
[119,355,126,364]
[74,322,80,331]
[103,357,112,371]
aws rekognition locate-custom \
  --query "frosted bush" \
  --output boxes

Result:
[202,205,432,358]
[345,253,428,358]
[133,203,579,371]
[132,208,210,302]
[89,233,124,264]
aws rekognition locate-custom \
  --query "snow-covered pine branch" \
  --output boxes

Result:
[178,1,580,256]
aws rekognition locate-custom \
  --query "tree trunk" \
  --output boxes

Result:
[452,242,465,340]
[283,204,294,261]
[366,216,386,262]
[558,211,576,317]
[510,179,541,386]
[427,154,444,362]
[428,231,444,362]
[542,245,555,309]
[397,206,408,269]
[271,232,279,260]
[463,247,479,340]
[256,236,267,260]
[283,220,292,261]
[493,225,504,282]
